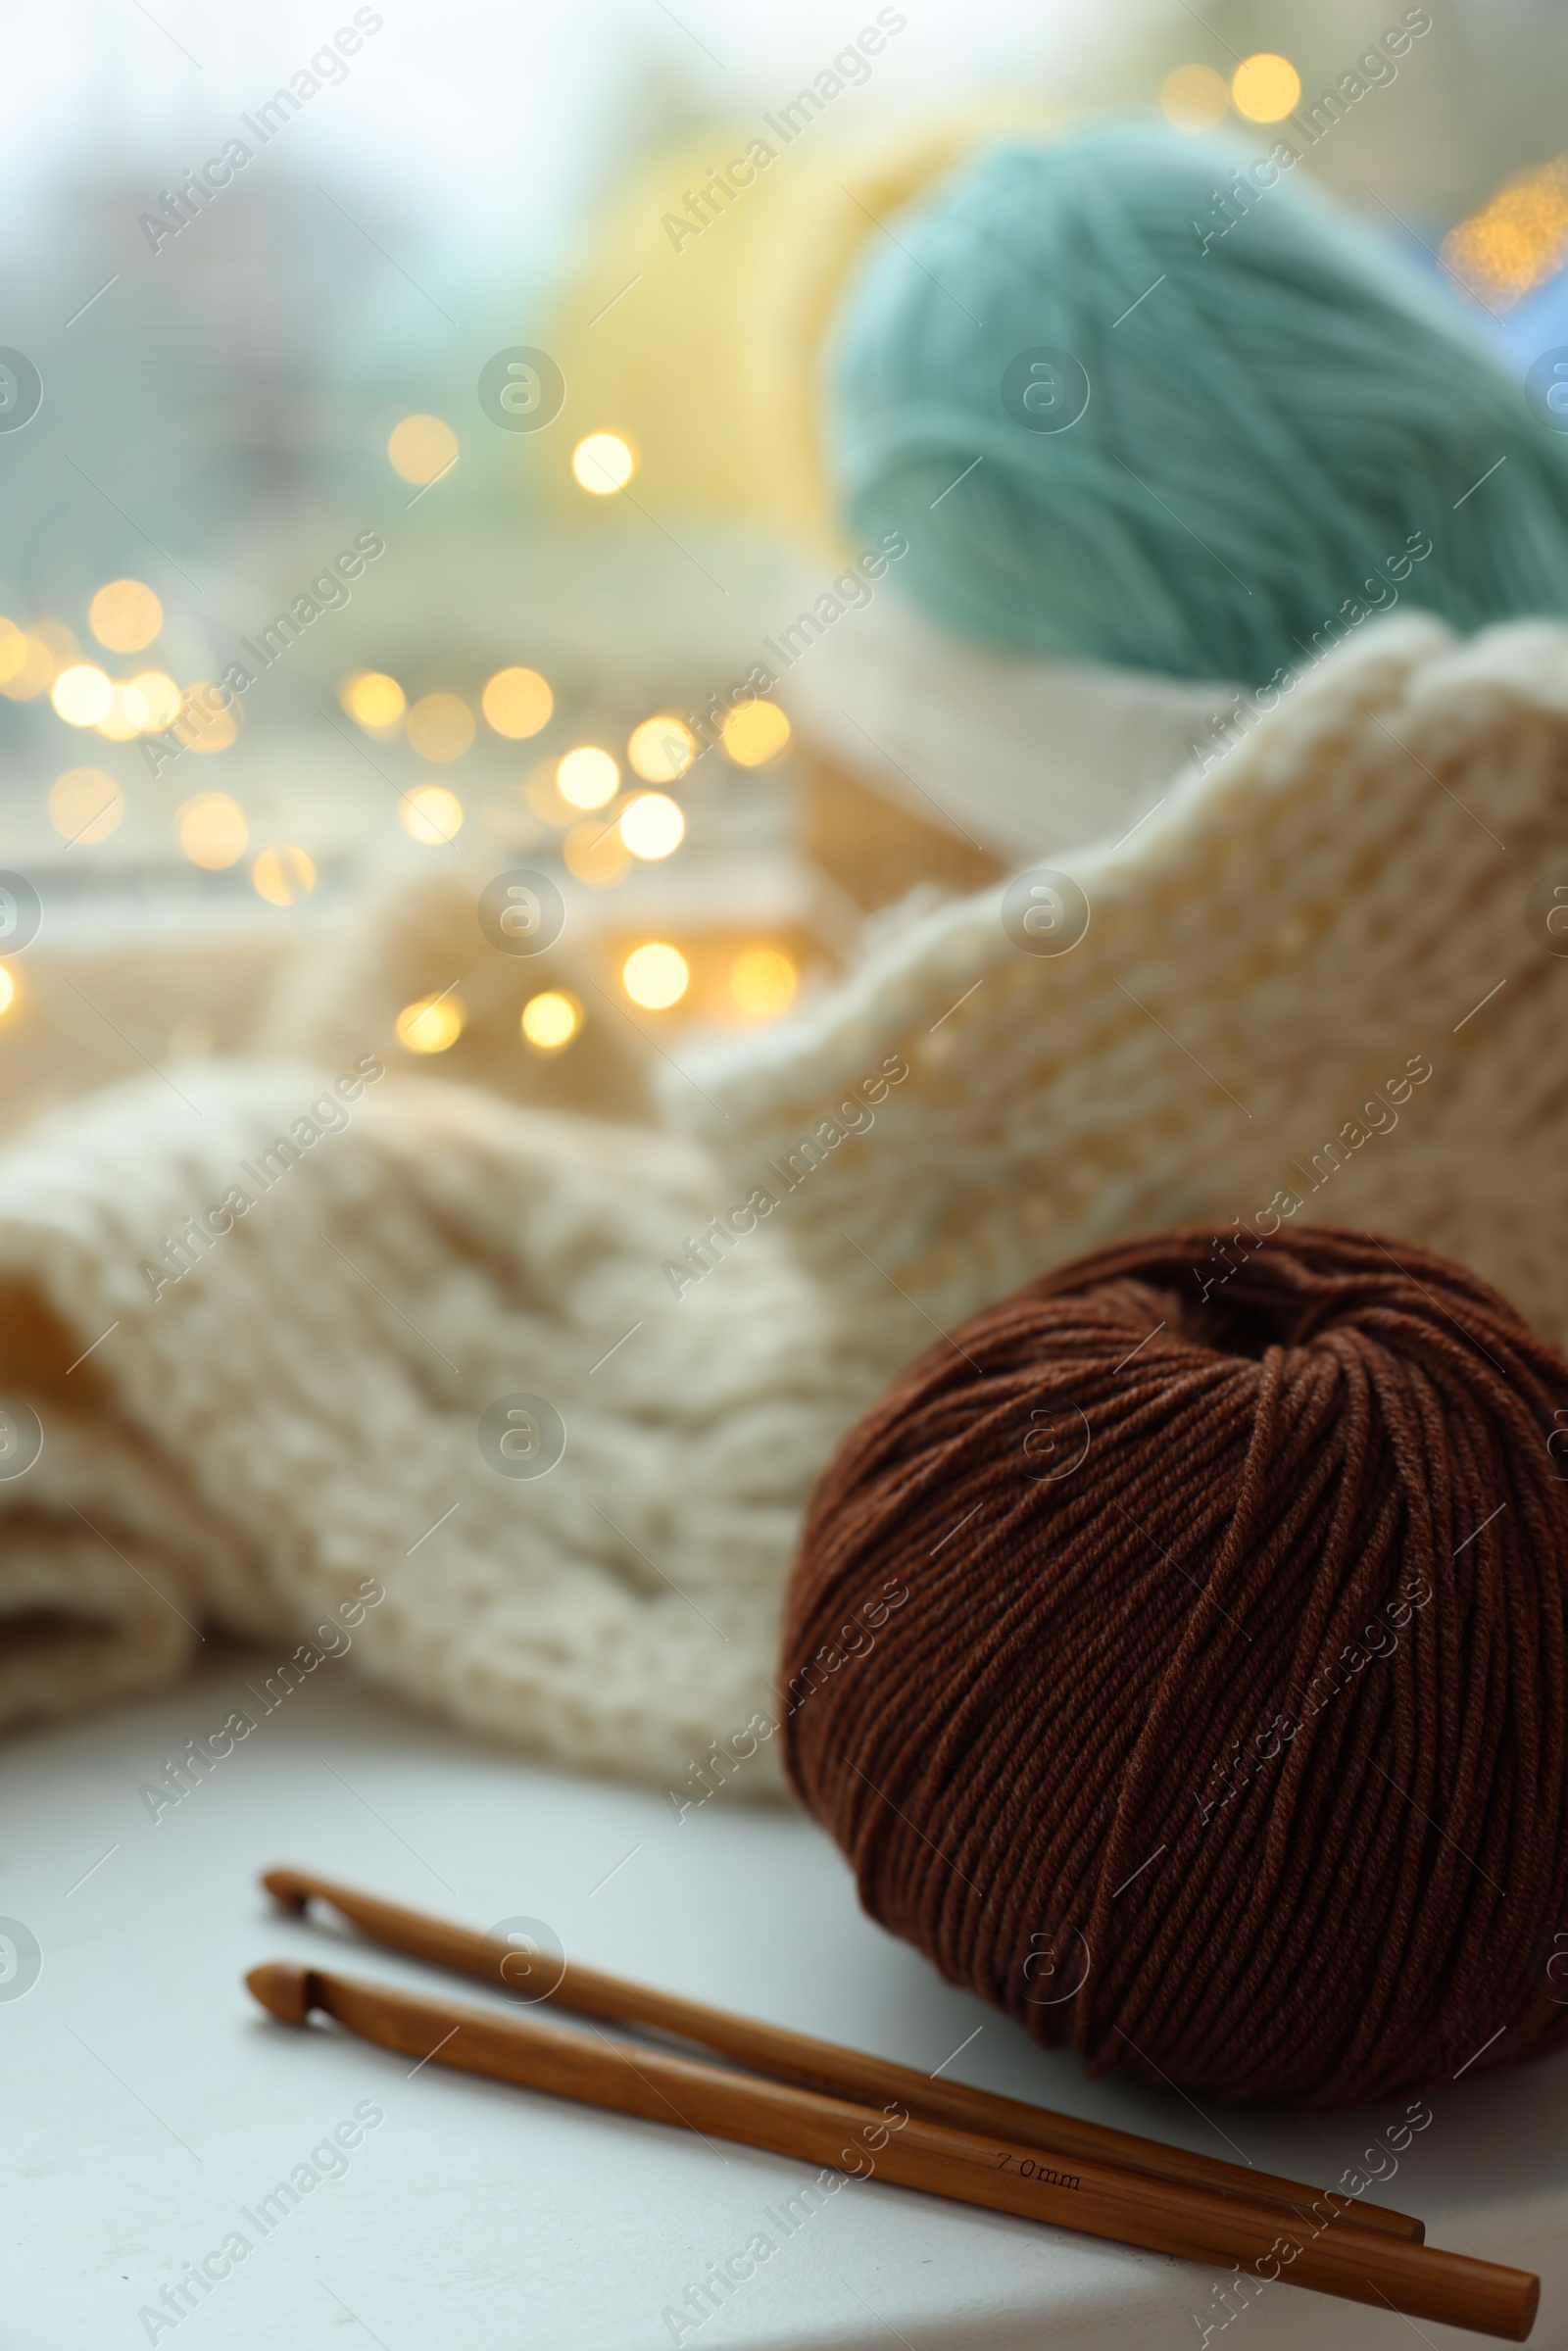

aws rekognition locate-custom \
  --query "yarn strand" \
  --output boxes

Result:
[830,126,1568,686]
[784,1227,1568,2104]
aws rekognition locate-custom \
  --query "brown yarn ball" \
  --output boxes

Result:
[783,1226,1568,2106]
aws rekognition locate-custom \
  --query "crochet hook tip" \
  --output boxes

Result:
[262,1864,315,1913]
[247,1961,320,2025]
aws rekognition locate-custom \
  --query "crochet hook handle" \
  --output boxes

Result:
[262,1864,1420,2242]
[246,1963,1537,2341]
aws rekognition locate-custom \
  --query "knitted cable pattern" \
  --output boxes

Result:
[0,1065,877,1775]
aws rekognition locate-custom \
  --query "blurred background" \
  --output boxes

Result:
[4,0,1568,1129]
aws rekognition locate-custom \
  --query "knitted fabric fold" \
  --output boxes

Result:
[0,1065,874,1777]
[671,615,1568,1371]
[7,612,1568,1781]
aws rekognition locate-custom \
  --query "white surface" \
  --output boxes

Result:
[4,1649,1566,2350]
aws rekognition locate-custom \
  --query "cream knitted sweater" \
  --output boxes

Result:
[0,1068,876,1783]
[4,613,1566,1777]
[677,614,1568,1371]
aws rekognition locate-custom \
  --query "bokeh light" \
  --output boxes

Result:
[387,414,459,485]
[51,663,114,725]
[720,699,791,767]
[520,990,581,1051]
[524,761,577,827]
[481,665,553,739]
[0,633,54,700]
[563,817,630,886]
[557,745,619,808]
[571,432,635,493]
[627,715,695,782]
[128,670,181,730]
[0,967,14,1017]
[1230,53,1300,122]
[32,622,81,669]
[177,686,239,754]
[340,670,407,734]
[252,845,317,906]
[400,784,465,845]
[88,578,163,654]
[731,946,798,1019]
[395,992,466,1053]
[622,942,689,1008]
[406,691,474,760]
[619,791,685,860]
[93,682,147,741]
[1443,155,1568,309]
[177,792,248,868]
[1159,63,1230,132]
[48,767,123,846]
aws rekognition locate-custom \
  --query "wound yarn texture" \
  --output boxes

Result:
[783,1225,1568,2105]
[829,126,1568,685]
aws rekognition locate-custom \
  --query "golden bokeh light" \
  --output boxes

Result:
[0,618,24,686]
[128,670,182,730]
[0,966,13,1016]
[93,682,146,742]
[627,714,696,783]
[400,784,465,846]
[51,663,115,726]
[720,699,791,767]
[406,691,474,761]
[571,431,635,493]
[523,761,577,828]
[731,946,799,1019]
[88,578,163,654]
[0,634,55,701]
[1443,155,1568,310]
[387,414,459,485]
[252,845,317,906]
[188,712,239,754]
[557,745,619,808]
[395,992,466,1053]
[520,990,581,1052]
[563,817,630,887]
[1230,53,1300,122]
[340,670,407,734]
[176,686,239,755]
[619,791,685,860]
[481,665,553,739]
[622,942,689,1009]
[32,622,81,669]
[1159,62,1230,132]
[48,767,123,846]
[177,792,248,869]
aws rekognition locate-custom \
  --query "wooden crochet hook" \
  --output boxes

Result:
[262,1864,1420,2243]
[246,1962,1537,2341]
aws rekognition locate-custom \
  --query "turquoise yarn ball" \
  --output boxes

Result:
[828,126,1568,686]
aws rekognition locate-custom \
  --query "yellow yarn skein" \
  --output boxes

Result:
[544,106,1052,554]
